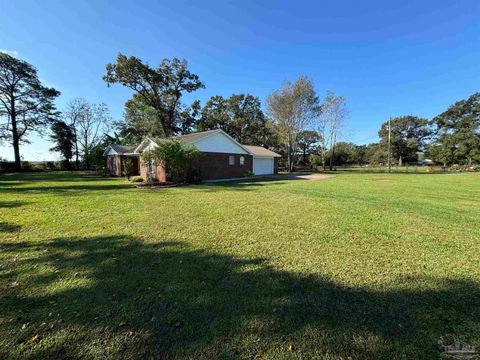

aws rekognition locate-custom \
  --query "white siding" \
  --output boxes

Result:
[107,148,117,155]
[194,132,248,154]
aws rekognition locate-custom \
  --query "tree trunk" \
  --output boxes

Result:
[10,101,22,171]
[287,144,292,172]
[329,143,336,171]
[73,128,79,170]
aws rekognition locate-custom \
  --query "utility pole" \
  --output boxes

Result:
[387,117,392,173]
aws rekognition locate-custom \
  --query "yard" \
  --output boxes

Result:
[1,171,479,359]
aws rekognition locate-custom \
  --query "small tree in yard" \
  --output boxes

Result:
[122,158,134,179]
[149,140,200,183]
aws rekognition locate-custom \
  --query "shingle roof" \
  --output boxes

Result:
[174,129,219,144]
[137,130,281,158]
[243,145,282,158]
[107,144,135,154]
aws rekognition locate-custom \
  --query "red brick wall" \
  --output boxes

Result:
[139,157,166,182]
[138,152,254,181]
[274,158,279,174]
[196,152,253,180]
[106,155,122,176]
[107,155,140,177]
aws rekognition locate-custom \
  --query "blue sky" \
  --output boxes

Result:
[1,0,479,161]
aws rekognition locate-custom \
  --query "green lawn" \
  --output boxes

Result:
[1,171,479,359]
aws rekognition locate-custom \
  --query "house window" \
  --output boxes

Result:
[229,155,235,165]
[148,159,156,173]
[240,156,245,165]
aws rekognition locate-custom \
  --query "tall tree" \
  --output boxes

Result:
[267,76,319,172]
[64,98,89,169]
[49,120,75,169]
[197,94,268,145]
[378,115,431,166]
[103,54,204,137]
[432,93,480,166]
[0,53,60,170]
[76,102,111,169]
[318,91,349,170]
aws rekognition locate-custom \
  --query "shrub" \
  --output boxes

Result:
[46,161,56,171]
[130,176,144,183]
[244,170,255,177]
[122,158,134,179]
[21,161,32,171]
[146,176,159,185]
[147,140,200,183]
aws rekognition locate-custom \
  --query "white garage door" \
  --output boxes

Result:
[253,157,274,175]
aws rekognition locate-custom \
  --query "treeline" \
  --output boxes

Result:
[291,97,480,169]
[1,52,478,171]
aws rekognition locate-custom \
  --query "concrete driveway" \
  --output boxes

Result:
[266,173,333,180]
[204,173,332,183]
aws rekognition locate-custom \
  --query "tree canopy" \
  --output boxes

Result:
[197,94,269,146]
[378,115,431,165]
[49,120,75,168]
[267,76,319,171]
[104,54,204,137]
[431,92,480,165]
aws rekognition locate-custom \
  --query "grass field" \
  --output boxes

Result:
[1,171,479,359]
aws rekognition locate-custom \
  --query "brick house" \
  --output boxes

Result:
[103,144,139,177]
[104,129,281,181]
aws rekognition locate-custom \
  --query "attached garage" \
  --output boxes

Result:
[244,145,281,175]
[253,157,274,175]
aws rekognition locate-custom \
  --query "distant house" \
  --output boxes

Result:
[104,129,281,181]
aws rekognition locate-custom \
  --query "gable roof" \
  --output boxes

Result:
[128,129,281,158]
[243,145,282,158]
[103,144,135,156]
[174,129,219,144]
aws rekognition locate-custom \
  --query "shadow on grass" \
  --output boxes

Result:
[1,236,479,359]
[0,222,21,233]
[316,169,448,175]
[0,183,134,194]
[0,201,26,208]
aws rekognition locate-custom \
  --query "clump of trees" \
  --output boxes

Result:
[266,77,350,172]
[2,51,478,172]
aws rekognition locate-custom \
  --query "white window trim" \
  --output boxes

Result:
[240,156,245,165]
[229,155,235,165]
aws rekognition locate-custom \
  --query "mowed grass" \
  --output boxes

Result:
[0,171,479,359]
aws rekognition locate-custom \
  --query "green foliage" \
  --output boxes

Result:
[49,120,75,169]
[267,76,319,171]
[378,115,431,165]
[432,92,480,166]
[0,52,60,170]
[197,94,272,146]
[297,130,320,164]
[149,139,200,183]
[243,170,254,177]
[104,54,204,137]
[122,158,134,179]
[130,176,144,183]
